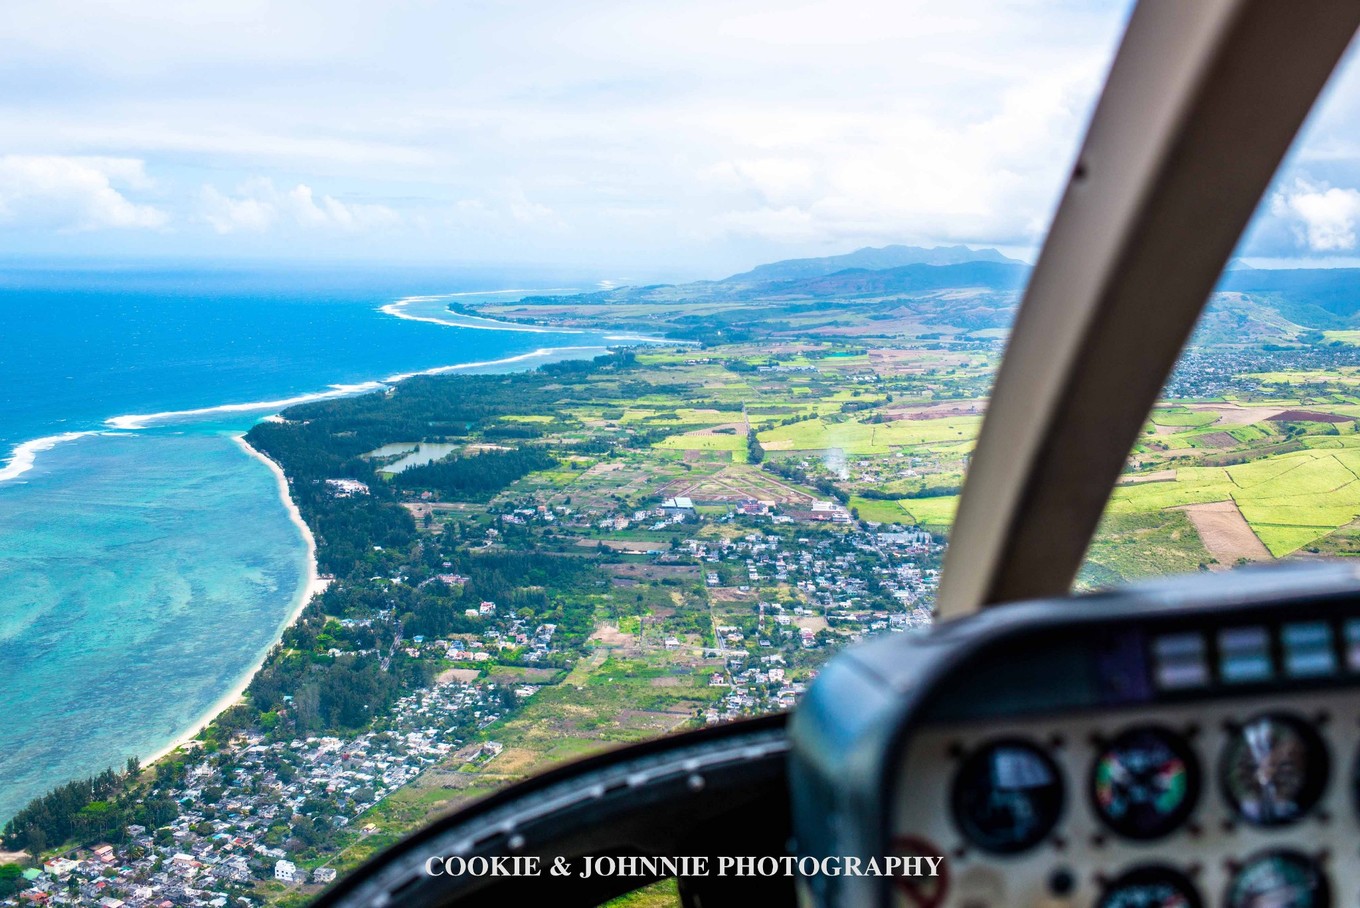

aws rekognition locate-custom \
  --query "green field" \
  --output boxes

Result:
[847,483,966,527]
[1110,448,1360,555]
[1082,511,1213,587]
[900,495,959,528]
[848,496,911,524]
[1150,407,1220,428]
[653,431,749,462]
[759,415,981,455]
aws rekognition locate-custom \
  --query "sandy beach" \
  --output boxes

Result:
[137,434,330,769]
[1,305,651,808]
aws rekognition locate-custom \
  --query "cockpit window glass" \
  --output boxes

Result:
[1080,40,1360,587]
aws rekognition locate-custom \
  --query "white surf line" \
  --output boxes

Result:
[14,325,658,482]
[404,288,580,299]
[140,435,331,770]
[0,431,106,483]
[379,299,570,333]
[381,345,610,382]
[105,381,390,431]
[380,289,694,346]
[105,344,619,433]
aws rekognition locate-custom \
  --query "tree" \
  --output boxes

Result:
[746,430,765,464]
[0,865,26,899]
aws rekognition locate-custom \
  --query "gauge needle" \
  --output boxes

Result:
[1245,722,1279,811]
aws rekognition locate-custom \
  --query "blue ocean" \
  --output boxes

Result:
[0,263,623,823]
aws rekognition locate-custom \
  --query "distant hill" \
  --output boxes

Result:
[491,246,1360,347]
[1218,268,1360,328]
[721,244,1024,284]
[783,261,1029,297]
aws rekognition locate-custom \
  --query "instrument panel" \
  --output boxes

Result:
[789,565,1360,908]
[892,611,1360,908]
[897,694,1349,908]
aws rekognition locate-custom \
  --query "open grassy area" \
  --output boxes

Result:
[899,495,959,528]
[1323,330,1360,346]
[1082,510,1215,588]
[653,430,749,462]
[759,415,981,455]
[603,880,681,907]
[848,496,912,524]
[453,650,717,791]
[1150,407,1221,428]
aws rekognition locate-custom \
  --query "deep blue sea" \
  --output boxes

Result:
[0,263,626,823]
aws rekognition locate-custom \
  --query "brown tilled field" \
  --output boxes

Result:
[1268,410,1353,423]
[1175,500,1271,564]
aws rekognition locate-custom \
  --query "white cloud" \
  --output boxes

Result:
[453,185,565,231]
[198,178,399,234]
[711,206,819,242]
[288,184,400,230]
[200,184,275,233]
[505,186,563,228]
[0,155,167,231]
[0,0,1139,267]
[1271,178,1360,251]
[702,158,818,207]
[693,53,1108,250]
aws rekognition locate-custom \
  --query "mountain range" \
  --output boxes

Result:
[504,245,1360,345]
[719,244,1024,284]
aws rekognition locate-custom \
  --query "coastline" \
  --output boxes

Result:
[116,345,626,772]
[136,435,330,771]
[0,345,621,484]
[380,296,569,333]
[102,346,611,433]
[1,301,667,808]
[381,295,667,345]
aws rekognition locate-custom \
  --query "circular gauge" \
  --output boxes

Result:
[1091,725,1200,839]
[1220,713,1328,826]
[1225,850,1329,908]
[1098,865,1202,908]
[951,738,1064,854]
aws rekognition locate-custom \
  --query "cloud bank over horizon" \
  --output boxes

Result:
[2,0,1359,277]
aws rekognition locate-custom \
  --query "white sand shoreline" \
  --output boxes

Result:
[137,435,330,770]
[15,320,665,782]
[379,294,575,333]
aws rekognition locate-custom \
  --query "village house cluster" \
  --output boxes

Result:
[691,526,939,720]
[1164,344,1360,399]
[5,681,514,908]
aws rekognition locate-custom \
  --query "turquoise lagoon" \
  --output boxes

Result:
[0,265,619,822]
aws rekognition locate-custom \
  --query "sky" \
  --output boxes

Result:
[3,0,1360,280]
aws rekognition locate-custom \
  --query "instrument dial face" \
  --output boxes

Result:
[1091,726,1200,839]
[1225,850,1329,908]
[951,738,1064,854]
[1220,713,1328,827]
[1098,866,1202,908]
